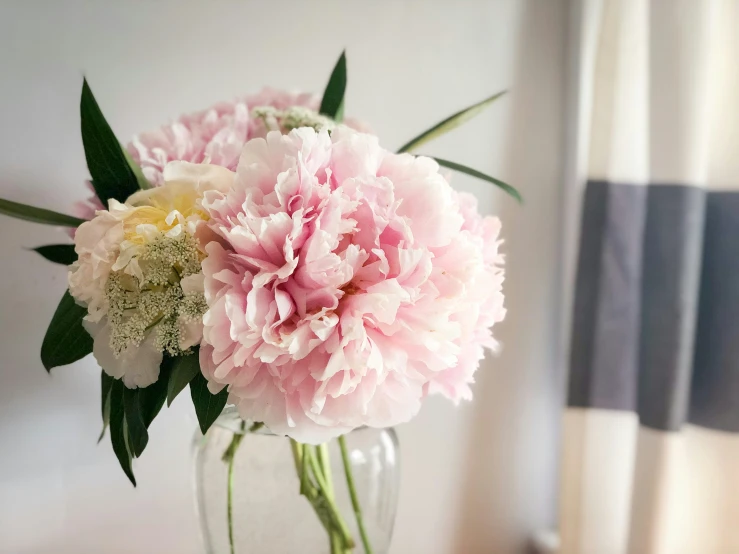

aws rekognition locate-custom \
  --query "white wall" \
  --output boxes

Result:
[0,1,567,552]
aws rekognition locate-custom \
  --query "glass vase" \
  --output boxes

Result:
[193,408,400,553]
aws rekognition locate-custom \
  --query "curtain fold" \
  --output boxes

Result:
[559,1,739,553]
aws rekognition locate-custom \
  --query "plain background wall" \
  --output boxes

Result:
[0,1,567,552]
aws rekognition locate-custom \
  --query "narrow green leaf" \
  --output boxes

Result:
[0,198,86,227]
[319,50,347,123]
[98,372,115,443]
[166,349,201,406]
[41,291,93,371]
[123,146,152,190]
[190,372,228,435]
[397,90,507,153]
[123,388,148,458]
[31,244,77,265]
[430,157,522,203]
[81,78,144,205]
[109,380,136,486]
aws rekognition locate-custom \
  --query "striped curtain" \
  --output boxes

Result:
[558,1,739,553]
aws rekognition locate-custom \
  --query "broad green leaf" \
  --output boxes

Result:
[119,366,170,458]
[98,372,115,443]
[32,244,77,265]
[319,51,347,123]
[430,157,522,203]
[137,363,170,427]
[0,198,86,227]
[397,90,507,153]
[81,78,148,205]
[123,388,148,458]
[109,380,136,486]
[166,349,201,406]
[41,291,93,371]
[190,372,228,435]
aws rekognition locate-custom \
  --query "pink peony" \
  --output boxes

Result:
[127,87,368,186]
[195,127,505,443]
[71,88,368,227]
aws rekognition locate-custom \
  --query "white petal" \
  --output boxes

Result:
[88,322,162,389]
[179,319,203,350]
[180,273,205,294]
[89,322,126,380]
[162,161,235,194]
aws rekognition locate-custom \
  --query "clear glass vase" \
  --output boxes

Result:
[193,408,400,554]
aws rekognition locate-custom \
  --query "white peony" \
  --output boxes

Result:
[68,163,231,388]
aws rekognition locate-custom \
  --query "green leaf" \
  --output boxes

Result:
[319,50,347,123]
[430,157,522,203]
[0,198,86,227]
[190,372,228,435]
[166,349,202,406]
[109,380,136,486]
[119,365,170,458]
[31,244,77,265]
[397,90,507,153]
[99,372,115,443]
[81,78,148,205]
[41,291,93,371]
[123,388,148,458]
[137,363,170,427]
[123,146,152,190]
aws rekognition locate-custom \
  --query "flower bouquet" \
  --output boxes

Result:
[0,52,514,553]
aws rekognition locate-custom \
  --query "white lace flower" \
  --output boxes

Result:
[251,105,336,133]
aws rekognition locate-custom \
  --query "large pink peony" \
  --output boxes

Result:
[197,127,505,443]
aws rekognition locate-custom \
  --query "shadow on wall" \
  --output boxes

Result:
[452,0,568,553]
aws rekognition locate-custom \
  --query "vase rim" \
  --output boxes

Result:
[214,405,388,438]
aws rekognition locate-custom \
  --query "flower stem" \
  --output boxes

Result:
[290,438,356,550]
[317,445,344,554]
[248,421,264,433]
[221,421,262,554]
[306,447,355,548]
[222,422,245,554]
[227,451,238,554]
[338,435,373,554]
[317,444,334,498]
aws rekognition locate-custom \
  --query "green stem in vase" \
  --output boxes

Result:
[222,421,262,554]
[317,444,334,498]
[330,529,343,554]
[222,422,245,554]
[248,421,264,433]
[316,444,345,554]
[306,447,355,549]
[290,439,356,550]
[290,440,332,532]
[226,450,238,554]
[338,435,374,554]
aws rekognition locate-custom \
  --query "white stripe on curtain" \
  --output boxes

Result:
[557,1,739,554]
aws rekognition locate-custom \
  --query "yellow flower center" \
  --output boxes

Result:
[121,186,209,244]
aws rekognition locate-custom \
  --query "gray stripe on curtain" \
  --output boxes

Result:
[638,185,705,431]
[568,180,646,412]
[569,181,739,433]
[691,192,739,433]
